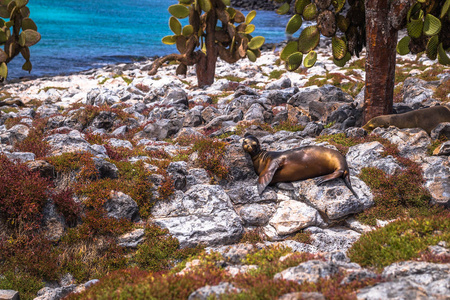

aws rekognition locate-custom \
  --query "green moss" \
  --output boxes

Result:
[98,77,109,85]
[38,86,69,93]
[268,69,286,79]
[291,231,313,244]
[0,271,44,300]
[305,74,327,87]
[0,107,18,113]
[346,58,366,70]
[273,120,304,132]
[217,75,245,82]
[348,213,450,269]
[239,228,265,244]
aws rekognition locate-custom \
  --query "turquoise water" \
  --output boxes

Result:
[6,0,291,78]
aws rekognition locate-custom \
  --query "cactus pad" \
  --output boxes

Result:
[303,51,317,67]
[333,51,351,67]
[441,0,450,18]
[0,62,7,79]
[286,14,303,35]
[287,52,303,71]
[170,17,182,35]
[182,25,194,36]
[162,35,177,45]
[426,35,438,60]
[247,49,257,62]
[199,0,212,12]
[332,36,347,59]
[248,36,265,50]
[277,2,290,15]
[407,19,424,39]
[303,3,318,21]
[423,14,441,36]
[246,10,256,24]
[317,11,336,37]
[437,43,450,65]
[168,4,190,19]
[298,25,320,54]
[295,0,311,14]
[396,36,411,55]
[281,41,299,61]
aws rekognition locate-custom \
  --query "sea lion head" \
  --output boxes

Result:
[362,116,390,132]
[242,133,261,154]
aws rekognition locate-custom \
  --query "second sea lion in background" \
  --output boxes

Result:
[242,134,359,198]
[0,99,25,107]
[363,105,450,135]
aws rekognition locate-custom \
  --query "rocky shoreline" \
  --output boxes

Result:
[0,41,449,300]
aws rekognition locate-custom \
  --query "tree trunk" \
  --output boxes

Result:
[363,0,398,124]
[196,3,218,87]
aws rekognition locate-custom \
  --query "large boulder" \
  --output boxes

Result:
[421,156,450,207]
[151,185,244,247]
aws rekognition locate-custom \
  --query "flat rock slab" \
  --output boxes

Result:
[294,176,373,220]
[274,260,339,284]
[0,290,19,300]
[151,184,243,247]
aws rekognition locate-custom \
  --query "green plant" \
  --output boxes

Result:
[192,136,229,179]
[0,0,41,80]
[0,270,44,300]
[348,213,450,269]
[273,119,305,132]
[149,0,265,87]
[268,69,285,79]
[133,224,203,272]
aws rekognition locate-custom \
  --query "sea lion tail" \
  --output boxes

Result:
[343,171,359,199]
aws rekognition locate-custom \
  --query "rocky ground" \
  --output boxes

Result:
[0,42,449,300]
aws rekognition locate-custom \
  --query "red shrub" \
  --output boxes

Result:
[0,155,51,231]
[51,188,81,227]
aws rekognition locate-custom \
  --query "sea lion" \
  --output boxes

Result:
[363,105,450,135]
[242,133,358,198]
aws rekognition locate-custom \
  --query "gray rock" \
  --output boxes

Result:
[294,176,373,220]
[26,160,55,178]
[421,156,450,207]
[300,122,323,137]
[36,104,59,118]
[269,200,324,235]
[266,77,291,90]
[35,284,77,300]
[4,151,35,162]
[371,127,431,161]
[402,77,434,107]
[44,130,107,157]
[84,279,99,288]
[211,243,255,264]
[167,161,188,191]
[41,200,66,241]
[108,138,133,149]
[243,103,265,122]
[345,127,367,139]
[141,118,182,140]
[430,122,450,140]
[93,157,119,179]
[188,282,241,300]
[6,124,29,144]
[224,265,259,277]
[91,111,117,130]
[183,110,203,127]
[432,141,450,156]
[288,87,322,110]
[104,191,140,222]
[0,290,19,300]
[174,127,204,140]
[191,95,213,105]
[151,185,243,247]
[162,87,188,108]
[86,88,119,106]
[201,106,221,124]
[346,142,402,175]
[306,226,361,253]
[238,203,275,226]
[319,85,353,103]
[110,125,128,136]
[185,168,211,188]
[227,183,277,205]
[274,260,339,284]
[117,228,145,248]
[278,292,325,300]
[358,261,450,299]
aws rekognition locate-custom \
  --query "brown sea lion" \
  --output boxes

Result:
[242,133,358,198]
[363,105,450,135]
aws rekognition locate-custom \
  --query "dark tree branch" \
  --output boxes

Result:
[147,53,186,76]
[390,0,414,30]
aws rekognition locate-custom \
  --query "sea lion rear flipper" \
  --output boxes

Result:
[257,159,281,195]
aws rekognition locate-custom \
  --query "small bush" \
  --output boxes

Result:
[192,137,230,180]
[273,120,304,132]
[51,188,81,227]
[133,224,203,272]
[239,228,266,244]
[348,213,450,269]
[46,152,98,180]
[291,231,313,244]
[0,271,44,300]
[0,155,50,231]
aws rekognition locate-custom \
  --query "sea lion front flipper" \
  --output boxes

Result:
[257,159,282,195]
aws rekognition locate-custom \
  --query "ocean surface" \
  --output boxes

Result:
[6,0,292,79]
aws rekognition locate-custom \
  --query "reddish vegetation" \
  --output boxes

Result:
[0,154,50,231]
[51,188,81,227]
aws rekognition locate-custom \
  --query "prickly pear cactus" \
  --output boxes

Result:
[274,0,449,70]
[150,0,265,87]
[399,0,450,65]
[274,0,365,70]
[0,0,41,80]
